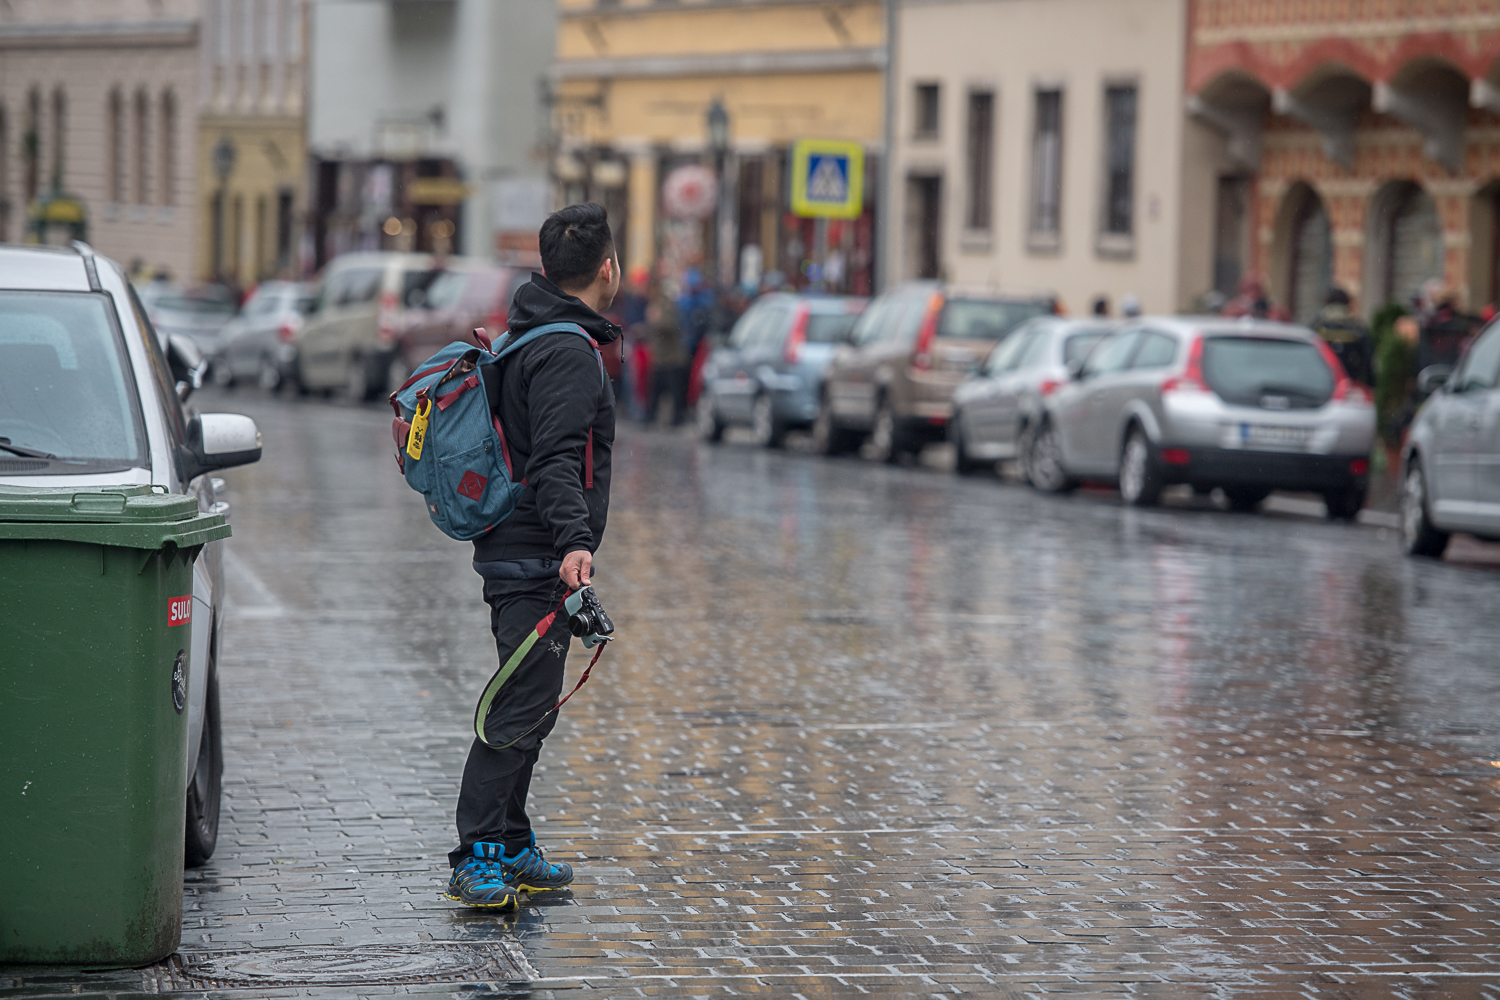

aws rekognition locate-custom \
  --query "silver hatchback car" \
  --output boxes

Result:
[1026,317,1376,518]
[1400,316,1500,556]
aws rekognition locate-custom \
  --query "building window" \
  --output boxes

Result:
[1029,88,1063,248]
[914,83,940,139]
[133,89,150,205]
[49,87,65,191]
[1100,83,1137,251]
[108,89,125,203]
[965,91,994,232]
[23,89,40,202]
[0,104,9,240]
[159,90,176,206]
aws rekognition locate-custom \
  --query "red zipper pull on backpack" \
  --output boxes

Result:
[473,327,493,351]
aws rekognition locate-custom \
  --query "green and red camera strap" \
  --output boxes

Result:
[473,594,608,750]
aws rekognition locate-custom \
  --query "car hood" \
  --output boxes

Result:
[0,467,155,489]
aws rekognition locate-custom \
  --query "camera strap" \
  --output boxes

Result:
[473,595,609,751]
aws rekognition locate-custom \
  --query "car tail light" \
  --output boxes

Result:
[1160,448,1191,465]
[912,293,945,370]
[1314,339,1372,403]
[378,290,398,343]
[784,306,810,364]
[1161,335,1208,395]
[1038,378,1061,397]
[1351,457,1369,475]
[277,318,299,343]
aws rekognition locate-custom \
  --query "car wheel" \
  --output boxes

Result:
[1118,426,1163,507]
[951,412,985,475]
[257,354,283,393]
[1223,486,1270,512]
[751,394,787,449]
[345,353,375,403]
[812,393,859,456]
[1323,486,1366,522]
[1023,421,1075,494]
[869,396,908,465]
[184,666,222,868]
[387,355,411,397]
[697,391,725,443]
[1401,461,1450,557]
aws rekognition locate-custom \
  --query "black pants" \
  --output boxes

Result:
[449,576,569,868]
[650,364,690,425]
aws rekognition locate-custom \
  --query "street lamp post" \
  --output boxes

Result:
[706,99,731,288]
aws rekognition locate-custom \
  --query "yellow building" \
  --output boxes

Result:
[553,0,886,294]
[196,0,308,288]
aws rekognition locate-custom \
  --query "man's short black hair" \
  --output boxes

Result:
[1326,286,1351,306]
[539,203,615,291]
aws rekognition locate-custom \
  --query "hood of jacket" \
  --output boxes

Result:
[507,273,621,346]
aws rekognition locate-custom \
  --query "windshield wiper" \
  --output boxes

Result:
[0,438,57,460]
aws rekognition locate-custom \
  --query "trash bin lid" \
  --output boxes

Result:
[0,485,199,523]
[0,485,229,549]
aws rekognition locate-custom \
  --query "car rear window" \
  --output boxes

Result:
[0,291,148,472]
[1062,331,1106,365]
[1201,336,1334,408]
[940,299,1050,340]
[806,313,859,343]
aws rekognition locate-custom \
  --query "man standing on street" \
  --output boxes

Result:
[444,203,621,910]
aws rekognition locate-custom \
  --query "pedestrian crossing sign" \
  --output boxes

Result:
[790,139,865,219]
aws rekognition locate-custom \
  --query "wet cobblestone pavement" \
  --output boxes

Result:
[7,391,1500,998]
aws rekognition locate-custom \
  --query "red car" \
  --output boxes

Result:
[392,265,623,382]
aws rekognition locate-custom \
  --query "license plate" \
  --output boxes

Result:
[1240,422,1311,450]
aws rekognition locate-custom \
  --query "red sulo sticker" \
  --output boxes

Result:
[168,596,193,627]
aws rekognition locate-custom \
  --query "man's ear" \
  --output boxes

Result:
[599,255,615,286]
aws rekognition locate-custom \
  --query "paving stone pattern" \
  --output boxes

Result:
[5,397,1500,999]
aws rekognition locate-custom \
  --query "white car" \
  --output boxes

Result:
[0,242,262,866]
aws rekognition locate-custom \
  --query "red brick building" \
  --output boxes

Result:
[1186,0,1500,321]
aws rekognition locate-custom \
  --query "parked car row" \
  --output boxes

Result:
[703,281,1394,531]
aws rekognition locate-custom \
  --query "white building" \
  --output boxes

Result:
[888,0,1194,313]
[307,0,555,263]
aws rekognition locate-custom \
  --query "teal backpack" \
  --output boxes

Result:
[389,325,602,540]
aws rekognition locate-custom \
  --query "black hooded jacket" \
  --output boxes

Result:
[473,273,619,566]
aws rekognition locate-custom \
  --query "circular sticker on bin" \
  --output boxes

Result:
[171,650,187,714]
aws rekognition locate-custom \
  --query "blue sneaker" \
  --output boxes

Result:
[445,843,519,910]
[501,837,574,893]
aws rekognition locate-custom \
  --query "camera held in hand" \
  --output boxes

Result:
[564,585,614,647]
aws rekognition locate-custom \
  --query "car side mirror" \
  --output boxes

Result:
[181,413,263,481]
[168,334,208,402]
[1418,364,1453,396]
[1066,358,1087,381]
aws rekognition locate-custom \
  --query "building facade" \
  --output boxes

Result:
[306,0,555,267]
[198,0,309,288]
[0,1,202,281]
[1185,0,1500,321]
[552,0,886,294]
[890,0,1191,313]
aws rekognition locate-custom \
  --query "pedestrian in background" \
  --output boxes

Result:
[1311,287,1375,386]
[445,203,621,911]
[647,285,690,425]
[1377,314,1420,466]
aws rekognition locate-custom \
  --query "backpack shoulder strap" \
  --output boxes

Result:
[495,322,606,384]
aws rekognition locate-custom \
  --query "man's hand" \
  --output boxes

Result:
[560,549,592,589]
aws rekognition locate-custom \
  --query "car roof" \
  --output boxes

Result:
[1143,314,1318,341]
[0,243,92,291]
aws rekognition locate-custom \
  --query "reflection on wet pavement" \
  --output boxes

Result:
[5,390,1500,999]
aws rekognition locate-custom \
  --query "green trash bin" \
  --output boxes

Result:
[0,485,230,967]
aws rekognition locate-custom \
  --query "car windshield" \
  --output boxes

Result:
[940,299,1050,340]
[1201,336,1334,407]
[154,291,236,316]
[806,313,860,343]
[1062,331,1107,364]
[0,291,148,472]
